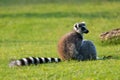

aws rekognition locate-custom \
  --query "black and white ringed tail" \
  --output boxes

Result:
[9,57,61,67]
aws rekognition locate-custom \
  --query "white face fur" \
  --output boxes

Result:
[73,22,89,34]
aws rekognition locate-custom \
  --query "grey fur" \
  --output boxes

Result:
[78,40,97,60]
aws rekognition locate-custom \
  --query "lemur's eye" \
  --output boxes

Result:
[81,27,86,31]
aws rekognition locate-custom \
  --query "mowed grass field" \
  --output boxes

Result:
[0,0,120,80]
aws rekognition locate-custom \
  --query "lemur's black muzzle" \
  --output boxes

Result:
[81,27,89,34]
[84,30,89,34]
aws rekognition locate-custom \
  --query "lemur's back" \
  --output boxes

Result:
[58,31,83,60]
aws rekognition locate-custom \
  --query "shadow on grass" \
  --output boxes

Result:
[0,0,119,6]
[0,40,56,44]
[0,40,57,47]
[103,55,120,60]
[0,11,118,19]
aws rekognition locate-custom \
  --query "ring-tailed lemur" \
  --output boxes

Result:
[58,22,97,61]
[9,22,98,67]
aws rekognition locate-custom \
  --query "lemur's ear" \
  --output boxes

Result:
[74,23,78,29]
[81,22,85,24]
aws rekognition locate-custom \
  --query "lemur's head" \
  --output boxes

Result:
[73,22,89,34]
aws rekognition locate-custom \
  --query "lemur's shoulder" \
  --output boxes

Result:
[59,31,83,43]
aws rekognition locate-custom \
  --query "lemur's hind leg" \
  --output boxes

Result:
[78,40,97,60]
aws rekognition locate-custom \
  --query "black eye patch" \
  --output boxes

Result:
[78,23,85,27]
[81,27,86,31]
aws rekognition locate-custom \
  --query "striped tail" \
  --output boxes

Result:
[9,57,61,67]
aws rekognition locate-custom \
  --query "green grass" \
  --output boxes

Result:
[0,0,120,80]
